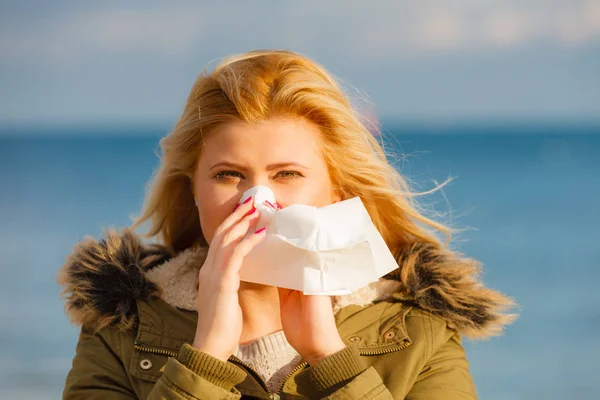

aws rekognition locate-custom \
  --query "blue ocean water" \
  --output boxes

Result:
[0,124,598,399]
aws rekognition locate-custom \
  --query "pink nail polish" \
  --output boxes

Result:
[233,204,240,212]
[265,200,275,209]
[243,196,253,204]
[255,228,266,234]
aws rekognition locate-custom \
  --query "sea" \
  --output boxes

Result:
[0,123,598,399]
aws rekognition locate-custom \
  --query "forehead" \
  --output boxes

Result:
[200,117,323,163]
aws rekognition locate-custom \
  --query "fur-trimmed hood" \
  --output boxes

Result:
[57,228,516,339]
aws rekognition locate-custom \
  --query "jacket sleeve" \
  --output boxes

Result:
[294,346,395,399]
[149,344,246,400]
[63,326,137,399]
[293,320,477,399]
[63,328,247,400]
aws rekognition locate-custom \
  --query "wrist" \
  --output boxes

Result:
[192,338,231,362]
[298,346,367,395]
[305,340,346,366]
[177,343,246,391]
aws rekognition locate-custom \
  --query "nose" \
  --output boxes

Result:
[239,182,282,209]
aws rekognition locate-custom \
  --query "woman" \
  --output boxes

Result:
[58,50,515,399]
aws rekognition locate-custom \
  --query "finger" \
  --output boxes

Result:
[219,208,260,248]
[207,202,258,261]
[212,197,255,241]
[208,210,260,271]
[224,228,266,275]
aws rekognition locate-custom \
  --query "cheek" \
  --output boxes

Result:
[195,184,238,244]
[197,204,221,244]
[275,177,337,208]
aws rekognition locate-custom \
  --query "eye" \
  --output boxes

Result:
[213,170,243,181]
[275,170,303,179]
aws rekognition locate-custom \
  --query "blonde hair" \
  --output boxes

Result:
[130,50,454,254]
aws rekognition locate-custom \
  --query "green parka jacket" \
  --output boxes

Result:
[57,229,515,399]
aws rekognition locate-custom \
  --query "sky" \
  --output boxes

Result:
[1,0,599,127]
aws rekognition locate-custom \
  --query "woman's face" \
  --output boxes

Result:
[193,117,340,244]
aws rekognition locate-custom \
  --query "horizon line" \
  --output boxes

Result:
[1,117,600,137]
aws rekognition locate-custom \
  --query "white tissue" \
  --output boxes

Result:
[240,185,276,209]
[239,185,277,233]
[237,186,398,295]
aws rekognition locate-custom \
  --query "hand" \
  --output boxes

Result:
[192,197,266,361]
[278,289,346,366]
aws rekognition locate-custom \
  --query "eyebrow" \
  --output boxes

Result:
[209,161,310,171]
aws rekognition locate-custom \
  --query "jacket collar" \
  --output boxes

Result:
[57,227,515,339]
[132,295,413,355]
[142,244,403,314]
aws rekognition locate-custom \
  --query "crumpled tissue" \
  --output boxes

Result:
[238,185,398,295]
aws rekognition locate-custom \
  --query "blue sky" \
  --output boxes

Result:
[1,1,599,127]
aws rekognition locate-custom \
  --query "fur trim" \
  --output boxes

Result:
[142,244,397,313]
[144,246,208,311]
[57,228,516,338]
[332,279,402,313]
[387,242,517,339]
[57,228,173,332]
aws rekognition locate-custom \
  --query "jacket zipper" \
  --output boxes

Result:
[134,341,412,399]
[276,360,308,395]
[133,345,272,396]
[275,340,412,397]
[134,344,178,358]
[228,354,272,395]
[359,340,412,356]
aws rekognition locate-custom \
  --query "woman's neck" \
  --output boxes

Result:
[238,282,282,344]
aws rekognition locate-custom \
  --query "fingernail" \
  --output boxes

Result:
[243,196,253,204]
[275,202,282,209]
[233,204,240,212]
[255,228,266,234]
[247,207,257,215]
[265,200,275,209]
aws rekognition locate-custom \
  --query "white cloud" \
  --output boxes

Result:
[485,10,530,46]
[413,9,466,50]
[1,1,600,66]
[1,0,598,123]
[0,7,207,66]
[349,1,600,54]
[557,0,600,43]
[67,9,204,55]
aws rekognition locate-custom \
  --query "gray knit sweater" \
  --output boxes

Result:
[233,330,302,393]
